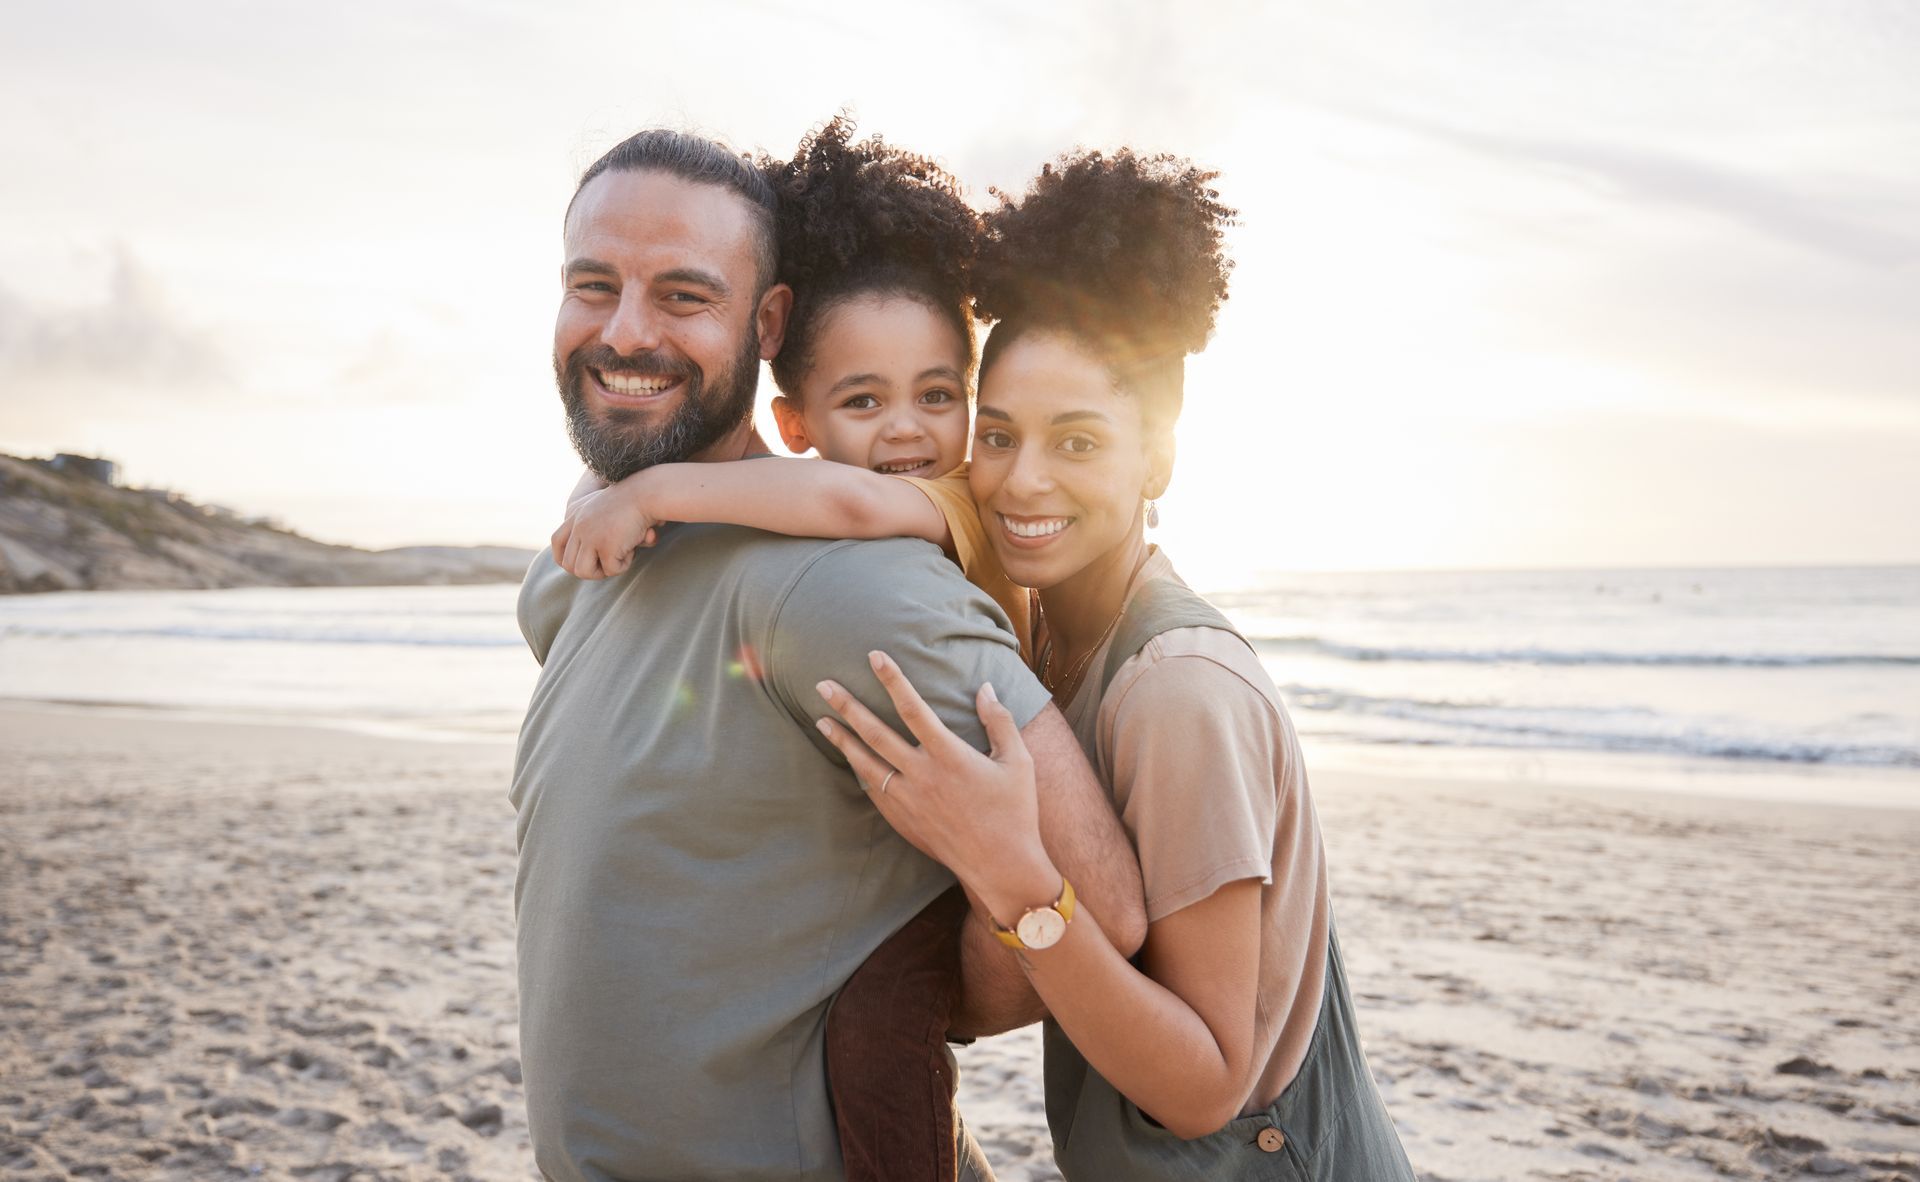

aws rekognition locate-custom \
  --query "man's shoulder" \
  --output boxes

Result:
[773,534,976,608]
[517,550,575,664]
[676,528,963,600]
[521,528,963,609]
[766,532,1049,735]
[515,528,843,650]
[517,528,984,663]
[793,533,959,576]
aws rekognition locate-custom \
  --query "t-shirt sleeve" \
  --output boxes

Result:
[1105,648,1282,922]
[516,551,575,666]
[763,538,1051,760]
[901,467,987,572]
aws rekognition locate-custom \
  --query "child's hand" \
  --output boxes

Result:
[550,481,662,580]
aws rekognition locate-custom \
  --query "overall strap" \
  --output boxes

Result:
[1098,577,1250,697]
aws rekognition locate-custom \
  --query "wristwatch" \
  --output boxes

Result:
[991,878,1076,951]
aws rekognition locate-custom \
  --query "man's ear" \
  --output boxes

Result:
[770,396,813,455]
[756,283,793,360]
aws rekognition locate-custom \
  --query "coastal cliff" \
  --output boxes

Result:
[0,454,535,594]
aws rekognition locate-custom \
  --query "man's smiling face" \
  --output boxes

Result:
[554,169,775,479]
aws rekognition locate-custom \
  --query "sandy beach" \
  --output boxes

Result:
[2,702,1915,1181]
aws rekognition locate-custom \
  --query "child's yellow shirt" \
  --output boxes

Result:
[902,463,1033,663]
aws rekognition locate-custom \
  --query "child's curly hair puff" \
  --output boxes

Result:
[760,115,982,399]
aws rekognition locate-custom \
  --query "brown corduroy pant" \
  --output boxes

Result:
[825,886,970,1182]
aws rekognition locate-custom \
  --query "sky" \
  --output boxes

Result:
[2,0,1916,581]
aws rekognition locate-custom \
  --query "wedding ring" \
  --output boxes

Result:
[878,770,897,795]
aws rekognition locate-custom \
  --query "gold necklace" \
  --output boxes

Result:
[1041,606,1126,705]
[1039,549,1155,705]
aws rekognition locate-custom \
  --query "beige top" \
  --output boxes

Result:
[1059,549,1331,1111]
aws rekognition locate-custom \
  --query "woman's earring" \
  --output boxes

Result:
[1145,500,1161,529]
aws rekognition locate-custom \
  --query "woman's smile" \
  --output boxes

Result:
[996,512,1077,546]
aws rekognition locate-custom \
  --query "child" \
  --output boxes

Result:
[549,117,1021,1182]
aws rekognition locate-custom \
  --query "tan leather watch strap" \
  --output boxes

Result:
[991,878,1076,950]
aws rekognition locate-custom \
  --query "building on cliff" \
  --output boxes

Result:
[48,454,119,485]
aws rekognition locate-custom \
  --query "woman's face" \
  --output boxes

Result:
[968,331,1171,591]
[773,294,971,479]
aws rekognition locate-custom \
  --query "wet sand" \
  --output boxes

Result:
[3,703,1915,1180]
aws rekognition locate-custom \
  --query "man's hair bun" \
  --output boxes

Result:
[975,149,1234,361]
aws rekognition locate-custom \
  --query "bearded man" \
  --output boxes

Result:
[510,129,1145,1181]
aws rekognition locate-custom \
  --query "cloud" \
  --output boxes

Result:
[329,328,468,407]
[1355,106,1920,267]
[1297,103,1920,410]
[0,243,231,386]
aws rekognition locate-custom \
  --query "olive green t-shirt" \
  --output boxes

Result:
[511,525,1049,1182]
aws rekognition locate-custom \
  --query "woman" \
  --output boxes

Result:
[815,150,1416,1179]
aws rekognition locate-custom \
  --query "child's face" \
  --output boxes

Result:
[773,295,971,479]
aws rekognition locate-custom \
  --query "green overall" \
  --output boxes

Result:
[1041,578,1417,1180]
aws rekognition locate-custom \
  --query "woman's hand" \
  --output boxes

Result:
[550,478,662,579]
[815,651,1060,920]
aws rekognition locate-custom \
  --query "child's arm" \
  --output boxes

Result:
[551,458,953,580]
[566,467,607,510]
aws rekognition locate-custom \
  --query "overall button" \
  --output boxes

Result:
[1257,1126,1286,1153]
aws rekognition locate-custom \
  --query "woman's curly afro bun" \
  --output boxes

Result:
[976,149,1234,417]
[760,115,982,399]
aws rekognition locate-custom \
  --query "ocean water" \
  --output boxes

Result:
[0,584,534,742]
[1213,565,1920,805]
[2,566,1916,805]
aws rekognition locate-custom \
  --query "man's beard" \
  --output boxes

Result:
[557,331,762,482]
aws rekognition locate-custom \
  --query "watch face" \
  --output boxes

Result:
[1016,907,1067,950]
